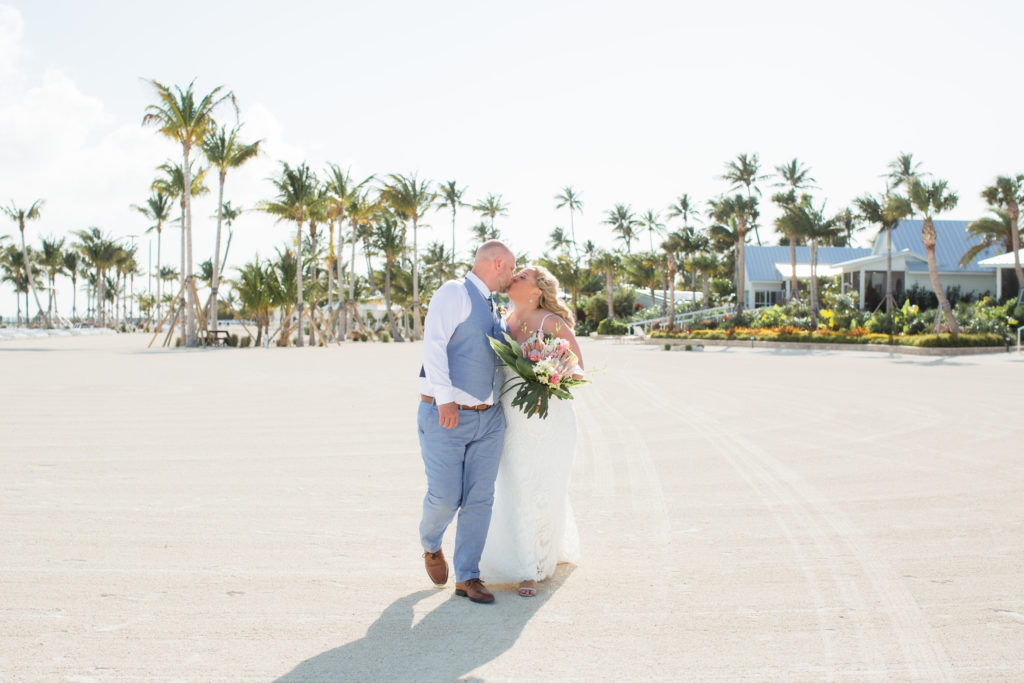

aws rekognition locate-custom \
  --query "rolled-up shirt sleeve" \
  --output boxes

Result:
[421,281,469,405]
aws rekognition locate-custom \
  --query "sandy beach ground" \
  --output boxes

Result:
[1,333,1023,681]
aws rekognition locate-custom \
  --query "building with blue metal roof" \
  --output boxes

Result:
[742,245,870,308]
[830,220,1002,309]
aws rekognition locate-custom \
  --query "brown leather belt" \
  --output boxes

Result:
[421,394,492,411]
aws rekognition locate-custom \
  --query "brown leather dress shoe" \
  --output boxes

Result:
[423,549,448,586]
[455,578,495,604]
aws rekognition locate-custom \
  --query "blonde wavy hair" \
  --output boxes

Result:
[530,265,575,329]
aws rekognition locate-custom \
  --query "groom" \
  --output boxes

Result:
[417,240,515,604]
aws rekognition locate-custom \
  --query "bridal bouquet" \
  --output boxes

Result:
[488,331,588,419]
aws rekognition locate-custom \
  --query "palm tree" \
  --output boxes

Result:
[381,173,436,340]
[371,213,407,341]
[778,197,840,326]
[720,153,768,245]
[660,232,685,328]
[980,175,1024,299]
[471,221,500,246]
[75,227,121,327]
[639,210,664,253]
[1,244,32,324]
[554,186,583,257]
[437,180,467,277]
[963,210,1014,267]
[854,191,911,313]
[234,258,275,346]
[909,178,961,334]
[773,159,817,298]
[708,194,759,313]
[886,152,928,214]
[773,158,818,192]
[3,199,48,326]
[688,251,719,306]
[218,201,242,270]
[591,250,620,320]
[142,79,235,346]
[623,252,660,317]
[153,160,209,340]
[132,190,173,321]
[201,123,262,332]
[604,203,640,253]
[39,236,66,322]
[471,193,508,234]
[63,249,81,319]
[548,226,573,254]
[261,162,319,347]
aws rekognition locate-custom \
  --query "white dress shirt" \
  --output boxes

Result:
[419,271,495,406]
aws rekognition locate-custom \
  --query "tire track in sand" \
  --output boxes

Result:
[632,372,953,681]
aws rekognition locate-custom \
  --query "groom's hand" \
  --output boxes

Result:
[438,402,459,429]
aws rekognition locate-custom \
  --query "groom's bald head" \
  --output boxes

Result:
[472,240,515,293]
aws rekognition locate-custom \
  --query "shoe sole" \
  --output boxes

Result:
[455,589,494,604]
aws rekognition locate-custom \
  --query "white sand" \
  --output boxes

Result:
[1,334,1023,681]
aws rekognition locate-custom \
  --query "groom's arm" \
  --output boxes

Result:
[422,282,469,428]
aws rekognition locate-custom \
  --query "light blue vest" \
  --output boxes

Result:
[421,279,504,402]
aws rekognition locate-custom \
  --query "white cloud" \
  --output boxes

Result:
[0,3,23,81]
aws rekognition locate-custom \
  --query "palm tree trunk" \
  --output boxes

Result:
[1009,203,1024,299]
[412,218,422,340]
[210,172,226,333]
[789,237,797,302]
[668,260,676,329]
[296,220,305,348]
[809,240,819,327]
[155,228,162,321]
[183,147,197,346]
[179,207,186,343]
[885,227,893,314]
[605,270,614,320]
[97,268,106,327]
[71,275,78,319]
[384,256,402,341]
[702,270,711,304]
[735,218,747,314]
[19,223,49,327]
[336,217,347,338]
[922,219,959,334]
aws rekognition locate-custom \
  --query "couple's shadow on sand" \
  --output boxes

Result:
[276,566,575,682]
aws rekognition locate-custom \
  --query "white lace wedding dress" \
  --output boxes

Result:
[479,365,581,584]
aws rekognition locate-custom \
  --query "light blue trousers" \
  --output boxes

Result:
[417,400,505,582]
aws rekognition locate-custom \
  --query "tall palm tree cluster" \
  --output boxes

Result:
[0,214,141,328]
[6,78,1022,343]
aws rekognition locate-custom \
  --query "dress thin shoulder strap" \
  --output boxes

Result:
[538,313,558,332]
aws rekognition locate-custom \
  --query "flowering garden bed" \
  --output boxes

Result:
[650,326,1005,348]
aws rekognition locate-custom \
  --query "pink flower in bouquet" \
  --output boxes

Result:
[549,373,561,385]
[528,350,541,362]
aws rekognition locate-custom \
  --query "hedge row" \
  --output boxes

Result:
[650,327,1005,347]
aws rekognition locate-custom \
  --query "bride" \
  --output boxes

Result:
[479,265,585,597]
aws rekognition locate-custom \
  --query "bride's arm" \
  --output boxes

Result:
[541,316,585,376]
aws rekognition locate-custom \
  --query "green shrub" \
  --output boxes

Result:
[240,336,252,348]
[227,333,239,347]
[753,306,787,328]
[584,289,637,321]
[597,318,629,335]
[380,330,392,343]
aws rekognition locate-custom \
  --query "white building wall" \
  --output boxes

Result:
[904,272,995,297]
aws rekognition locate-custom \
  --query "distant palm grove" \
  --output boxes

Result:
[3,80,1023,346]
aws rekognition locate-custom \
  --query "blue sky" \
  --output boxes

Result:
[2,0,1022,316]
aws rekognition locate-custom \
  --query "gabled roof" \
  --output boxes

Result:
[744,246,871,282]
[874,220,1001,272]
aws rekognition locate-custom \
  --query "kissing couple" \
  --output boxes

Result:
[416,240,586,603]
